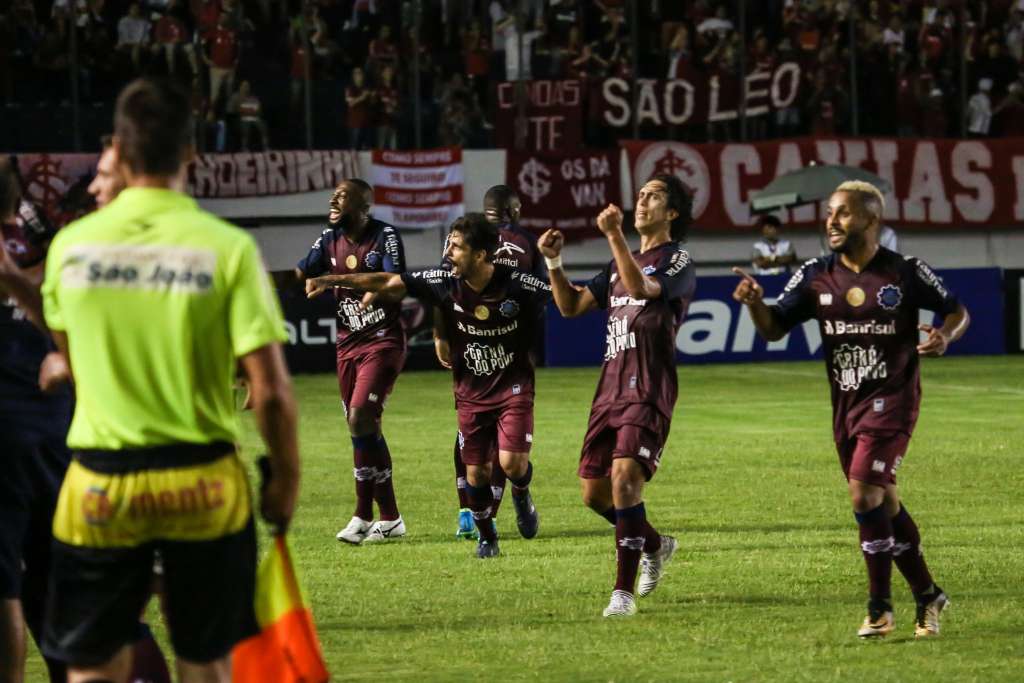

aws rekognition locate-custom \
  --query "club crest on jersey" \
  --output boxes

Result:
[474,305,490,320]
[642,265,656,275]
[877,284,902,311]
[845,286,866,307]
[498,299,520,318]
[364,250,382,269]
[345,254,358,269]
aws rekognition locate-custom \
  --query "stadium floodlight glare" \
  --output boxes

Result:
[750,163,893,213]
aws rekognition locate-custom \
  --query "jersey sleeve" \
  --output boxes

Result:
[228,236,288,358]
[769,258,818,332]
[378,224,406,273]
[906,256,959,316]
[584,261,613,310]
[295,228,331,277]
[652,246,696,302]
[400,269,452,306]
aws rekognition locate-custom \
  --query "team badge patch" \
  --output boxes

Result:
[474,305,490,320]
[498,299,520,318]
[845,286,866,307]
[345,254,358,269]
[364,250,382,269]
[819,293,833,305]
[877,284,902,311]
[642,265,656,275]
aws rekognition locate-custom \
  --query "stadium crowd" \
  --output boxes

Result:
[2,0,1024,150]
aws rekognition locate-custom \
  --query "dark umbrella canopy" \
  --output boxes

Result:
[750,164,893,213]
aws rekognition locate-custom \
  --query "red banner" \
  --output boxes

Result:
[621,138,1024,230]
[598,62,803,130]
[370,147,464,229]
[507,149,620,237]
[494,80,584,152]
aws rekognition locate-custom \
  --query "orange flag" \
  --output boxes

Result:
[233,535,330,683]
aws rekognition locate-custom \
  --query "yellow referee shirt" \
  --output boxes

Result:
[42,187,287,450]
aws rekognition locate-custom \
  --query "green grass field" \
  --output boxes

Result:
[28,356,1024,681]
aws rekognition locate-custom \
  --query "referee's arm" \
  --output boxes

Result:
[240,343,300,532]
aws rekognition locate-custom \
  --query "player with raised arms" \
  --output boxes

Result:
[296,179,408,544]
[538,174,697,617]
[435,185,546,540]
[732,180,969,638]
[307,213,548,559]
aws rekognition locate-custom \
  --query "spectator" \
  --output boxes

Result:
[203,13,240,114]
[751,215,797,276]
[345,66,374,149]
[116,2,150,71]
[882,15,905,50]
[229,80,269,151]
[966,78,994,136]
[499,13,542,82]
[368,24,398,73]
[376,63,399,149]
[666,25,691,78]
[151,0,194,75]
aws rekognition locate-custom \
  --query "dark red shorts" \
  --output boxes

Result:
[836,430,910,486]
[456,399,534,466]
[336,344,405,420]
[578,403,670,481]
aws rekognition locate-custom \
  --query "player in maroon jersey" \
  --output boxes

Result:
[733,180,970,638]
[307,213,550,559]
[297,179,408,545]
[435,186,547,540]
[539,175,697,617]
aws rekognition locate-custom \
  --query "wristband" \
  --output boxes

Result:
[545,255,563,270]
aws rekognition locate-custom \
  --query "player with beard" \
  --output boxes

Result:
[539,175,697,617]
[307,213,548,559]
[435,185,545,540]
[732,181,969,638]
[297,179,409,544]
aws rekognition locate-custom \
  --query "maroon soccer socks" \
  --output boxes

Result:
[891,504,936,597]
[351,433,400,521]
[465,482,498,543]
[600,506,662,554]
[855,504,894,603]
[614,504,653,594]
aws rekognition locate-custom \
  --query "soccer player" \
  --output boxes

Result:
[0,161,73,683]
[539,175,697,617]
[40,78,299,683]
[296,178,408,544]
[436,185,546,540]
[307,213,548,559]
[732,180,969,638]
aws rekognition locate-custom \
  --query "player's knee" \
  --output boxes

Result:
[848,482,884,512]
[346,408,378,436]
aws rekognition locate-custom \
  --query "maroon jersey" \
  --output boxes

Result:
[770,248,960,439]
[401,265,551,407]
[441,222,547,281]
[585,242,696,421]
[297,217,407,356]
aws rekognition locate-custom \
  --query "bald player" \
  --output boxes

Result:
[733,180,968,639]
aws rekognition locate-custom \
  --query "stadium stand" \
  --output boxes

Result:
[1,0,1022,152]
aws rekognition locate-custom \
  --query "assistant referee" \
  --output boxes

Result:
[40,78,300,683]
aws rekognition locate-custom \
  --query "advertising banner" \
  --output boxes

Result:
[369,147,464,229]
[506,148,620,236]
[621,138,1024,230]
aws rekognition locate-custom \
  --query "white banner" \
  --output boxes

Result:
[370,147,464,230]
